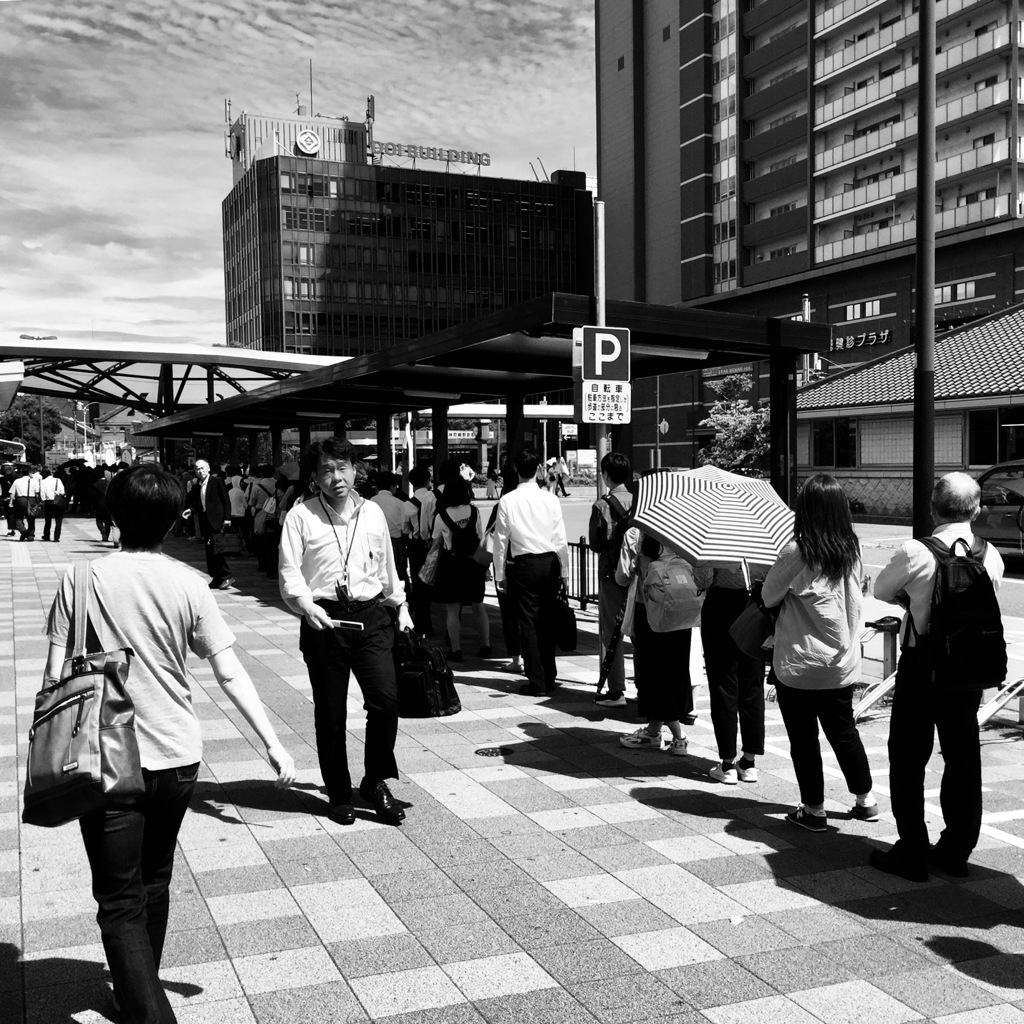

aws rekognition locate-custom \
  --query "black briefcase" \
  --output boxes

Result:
[394,631,461,718]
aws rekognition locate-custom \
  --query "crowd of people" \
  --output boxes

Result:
[22,441,1008,1023]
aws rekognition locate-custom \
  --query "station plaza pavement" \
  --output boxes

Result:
[2,517,1023,1024]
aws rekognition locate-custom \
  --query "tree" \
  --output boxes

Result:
[697,373,770,477]
[0,397,64,464]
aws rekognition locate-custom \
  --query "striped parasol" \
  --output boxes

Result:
[633,466,794,569]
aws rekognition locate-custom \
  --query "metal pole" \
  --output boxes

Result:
[595,199,610,497]
[38,395,44,465]
[913,2,936,537]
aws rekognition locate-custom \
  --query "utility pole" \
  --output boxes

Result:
[594,200,609,497]
[912,2,936,536]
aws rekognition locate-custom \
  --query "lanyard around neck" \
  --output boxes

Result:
[320,495,362,582]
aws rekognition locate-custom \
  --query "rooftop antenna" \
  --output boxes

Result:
[528,161,540,181]
[224,98,232,123]
[536,156,550,181]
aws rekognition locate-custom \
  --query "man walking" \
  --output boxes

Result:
[370,471,408,580]
[589,452,633,708]
[187,459,234,590]
[279,438,414,826]
[870,472,1004,882]
[402,464,434,634]
[493,447,570,696]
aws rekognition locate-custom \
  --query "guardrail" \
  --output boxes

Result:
[566,536,600,610]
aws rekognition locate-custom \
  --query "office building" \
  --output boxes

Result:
[222,106,593,355]
[597,0,1022,469]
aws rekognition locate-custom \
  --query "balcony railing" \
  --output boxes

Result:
[935,22,1016,74]
[936,0,995,20]
[814,80,1013,174]
[814,194,1011,262]
[815,17,912,82]
[815,65,914,128]
[815,0,887,37]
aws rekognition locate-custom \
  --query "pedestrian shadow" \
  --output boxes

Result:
[189,778,324,825]
[1,941,202,1022]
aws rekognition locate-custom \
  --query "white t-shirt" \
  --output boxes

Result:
[228,475,248,518]
[45,553,236,769]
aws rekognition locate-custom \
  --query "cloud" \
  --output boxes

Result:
[0,0,596,346]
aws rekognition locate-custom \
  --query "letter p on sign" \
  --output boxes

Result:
[582,326,630,382]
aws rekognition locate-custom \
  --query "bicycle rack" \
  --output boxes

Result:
[853,616,901,722]
[978,677,1024,727]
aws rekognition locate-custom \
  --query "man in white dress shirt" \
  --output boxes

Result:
[493,447,570,695]
[279,438,415,826]
[870,472,1005,882]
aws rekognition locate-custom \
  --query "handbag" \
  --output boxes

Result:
[553,579,577,653]
[472,527,495,567]
[52,492,68,512]
[727,580,778,661]
[212,529,244,556]
[27,496,41,518]
[418,535,442,587]
[22,562,144,828]
[394,631,461,718]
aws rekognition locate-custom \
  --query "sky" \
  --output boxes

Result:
[0,0,596,348]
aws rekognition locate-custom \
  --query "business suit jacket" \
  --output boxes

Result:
[191,476,230,535]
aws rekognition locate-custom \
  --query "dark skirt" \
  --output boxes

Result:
[433,551,486,604]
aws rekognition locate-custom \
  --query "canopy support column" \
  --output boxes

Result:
[298,423,311,452]
[376,408,392,471]
[504,392,525,464]
[271,427,283,468]
[334,417,348,440]
[431,404,449,477]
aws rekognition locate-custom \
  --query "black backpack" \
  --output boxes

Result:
[592,494,631,554]
[437,506,480,559]
[913,535,1006,690]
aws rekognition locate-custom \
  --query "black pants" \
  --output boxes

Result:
[701,586,765,760]
[773,673,872,806]
[80,762,198,1024]
[406,539,434,634]
[888,646,983,863]
[199,511,230,583]
[301,601,399,806]
[507,553,559,690]
[633,602,693,722]
[43,501,65,541]
[496,588,521,659]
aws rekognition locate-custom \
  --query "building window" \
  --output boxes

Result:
[972,133,996,150]
[935,281,975,303]
[617,56,625,70]
[812,418,857,468]
[846,299,880,320]
[969,410,998,466]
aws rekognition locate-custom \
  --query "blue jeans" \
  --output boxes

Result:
[79,762,199,1024]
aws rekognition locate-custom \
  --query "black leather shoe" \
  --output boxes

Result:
[359,781,405,825]
[328,803,355,826]
[929,845,969,877]
[519,683,546,696]
[869,848,928,883]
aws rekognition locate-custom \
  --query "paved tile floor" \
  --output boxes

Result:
[2,519,1023,1024]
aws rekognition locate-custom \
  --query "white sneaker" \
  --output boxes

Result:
[595,692,627,708]
[667,737,689,756]
[736,763,758,783]
[619,727,663,749]
[709,763,739,785]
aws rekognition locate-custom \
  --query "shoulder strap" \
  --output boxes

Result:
[72,561,91,659]
[410,495,422,510]
[437,506,458,531]
[605,494,629,521]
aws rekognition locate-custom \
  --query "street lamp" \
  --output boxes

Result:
[18,335,58,464]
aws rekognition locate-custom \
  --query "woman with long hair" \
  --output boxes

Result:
[762,473,877,832]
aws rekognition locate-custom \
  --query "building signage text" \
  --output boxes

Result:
[581,381,632,424]
[832,329,892,352]
[372,141,491,166]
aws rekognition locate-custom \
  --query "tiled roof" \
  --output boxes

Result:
[798,304,1024,410]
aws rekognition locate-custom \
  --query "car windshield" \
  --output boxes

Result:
[981,468,1024,506]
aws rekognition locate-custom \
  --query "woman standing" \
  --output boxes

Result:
[615,528,710,754]
[431,477,491,661]
[762,473,877,831]
[43,466,295,1023]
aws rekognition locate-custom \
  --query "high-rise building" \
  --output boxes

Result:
[222,106,593,355]
[597,0,1023,362]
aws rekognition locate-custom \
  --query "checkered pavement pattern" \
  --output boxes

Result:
[2,519,1023,1024]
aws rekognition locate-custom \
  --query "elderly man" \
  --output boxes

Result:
[870,472,1004,882]
[186,459,233,589]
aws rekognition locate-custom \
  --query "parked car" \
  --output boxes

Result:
[975,460,1024,552]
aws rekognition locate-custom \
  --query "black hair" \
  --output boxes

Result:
[601,452,631,485]
[440,477,473,507]
[436,459,460,490]
[106,466,184,550]
[513,447,541,479]
[793,473,860,586]
[409,465,431,488]
[301,437,361,484]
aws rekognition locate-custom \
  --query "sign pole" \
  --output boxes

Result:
[594,200,610,498]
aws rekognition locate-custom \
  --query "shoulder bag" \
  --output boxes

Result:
[553,579,578,653]
[22,562,144,827]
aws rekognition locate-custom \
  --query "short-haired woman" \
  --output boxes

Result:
[43,466,295,1023]
[762,473,877,832]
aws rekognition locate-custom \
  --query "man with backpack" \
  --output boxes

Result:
[871,472,1006,882]
[589,452,634,707]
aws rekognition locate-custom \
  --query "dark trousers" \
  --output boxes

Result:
[79,762,199,1024]
[390,535,408,582]
[888,646,984,863]
[496,588,521,659]
[301,602,400,806]
[42,501,64,541]
[773,674,872,806]
[97,508,112,540]
[599,580,630,694]
[633,602,692,722]
[199,511,230,583]
[701,586,765,760]
[507,553,559,690]
[406,539,434,634]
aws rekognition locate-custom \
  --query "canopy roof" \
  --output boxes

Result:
[0,338,341,416]
[135,293,829,438]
